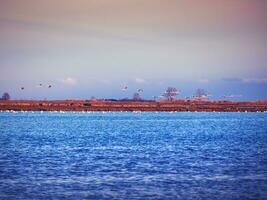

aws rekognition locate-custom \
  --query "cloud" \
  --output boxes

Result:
[222,77,243,82]
[242,78,267,84]
[134,78,146,84]
[98,79,111,85]
[85,78,111,85]
[61,77,77,86]
[198,78,209,83]
[0,17,151,44]
[222,77,267,84]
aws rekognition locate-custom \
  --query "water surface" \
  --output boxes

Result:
[0,112,267,199]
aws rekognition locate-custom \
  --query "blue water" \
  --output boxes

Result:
[0,112,267,200]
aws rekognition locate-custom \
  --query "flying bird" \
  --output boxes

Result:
[48,85,52,88]
[36,83,43,88]
[122,86,128,91]
[21,87,24,90]
[138,89,143,92]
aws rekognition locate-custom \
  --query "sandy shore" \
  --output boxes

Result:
[0,100,267,112]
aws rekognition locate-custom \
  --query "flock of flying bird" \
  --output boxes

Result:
[122,86,143,93]
[121,85,241,100]
[20,83,52,91]
[19,84,241,100]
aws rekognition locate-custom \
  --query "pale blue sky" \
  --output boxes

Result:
[0,0,267,100]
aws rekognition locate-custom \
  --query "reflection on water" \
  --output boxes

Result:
[0,112,267,199]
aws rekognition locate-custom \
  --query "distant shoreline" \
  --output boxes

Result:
[1,100,267,112]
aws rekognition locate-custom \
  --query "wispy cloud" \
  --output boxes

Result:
[85,77,111,85]
[60,77,77,86]
[222,77,243,82]
[134,77,146,84]
[98,79,111,85]
[242,78,267,84]
[222,77,267,84]
[198,78,209,83]
[0,17,151,44]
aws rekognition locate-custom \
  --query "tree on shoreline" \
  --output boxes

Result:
[164,87,180,101]
[194,88,209,100]
[1,92,11,100]
[133,92,142,101]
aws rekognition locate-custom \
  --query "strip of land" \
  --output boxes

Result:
[0,100,267,112]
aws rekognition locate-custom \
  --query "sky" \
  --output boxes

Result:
[0,0,267,100]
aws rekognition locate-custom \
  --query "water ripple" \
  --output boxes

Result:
[0,112,267,199]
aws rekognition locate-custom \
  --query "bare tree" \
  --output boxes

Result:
[90,96,96,100]
[133,92,142,101]
[194,88,208,100]
[164,87,179,101]
[1,92,10,100]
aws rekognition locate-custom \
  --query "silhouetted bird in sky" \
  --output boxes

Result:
[122,86,128,91]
